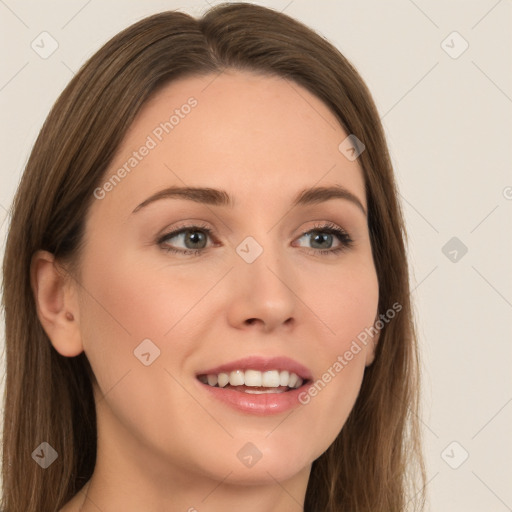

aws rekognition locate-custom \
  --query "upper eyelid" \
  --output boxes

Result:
[159,221,349,237]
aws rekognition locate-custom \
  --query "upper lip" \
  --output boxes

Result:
[197,355,312,381]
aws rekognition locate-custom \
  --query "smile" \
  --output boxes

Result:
[197,369,305,393]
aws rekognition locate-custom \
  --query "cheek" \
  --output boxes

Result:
[299,260,378,428]
[76,241,230,402]
[75,247,176,391]
[304,256,380,352]
[78,245,210,342]
[76,249,212,454]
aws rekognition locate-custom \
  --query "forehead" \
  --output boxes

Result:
[93,70,367,219]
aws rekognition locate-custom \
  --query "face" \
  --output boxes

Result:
[73,71,379,486]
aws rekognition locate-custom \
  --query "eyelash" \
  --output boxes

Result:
[157,221,353,257]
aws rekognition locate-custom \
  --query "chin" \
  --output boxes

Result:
[219,458,312,486]
[193,438,317,486]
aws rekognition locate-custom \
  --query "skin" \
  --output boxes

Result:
[32,70,380,512]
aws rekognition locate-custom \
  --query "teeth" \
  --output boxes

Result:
[244,369,262,387]
[262,370,280,387]
[243,388,287,394]
[199,369,304,389]
[229,370,244,386]
[217,373,229,388]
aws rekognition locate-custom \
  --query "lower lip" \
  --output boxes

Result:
[198,380,310,415]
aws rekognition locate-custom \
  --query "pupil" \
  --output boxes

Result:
[186,231,206,249]
[311,232,332,249]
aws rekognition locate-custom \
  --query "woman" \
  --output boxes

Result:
[1,3,425,511]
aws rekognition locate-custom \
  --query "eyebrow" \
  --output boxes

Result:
[131,184,367,216]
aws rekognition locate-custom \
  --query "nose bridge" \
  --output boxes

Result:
[228,231,297,330]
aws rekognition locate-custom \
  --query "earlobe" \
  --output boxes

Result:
[30,250,83,357]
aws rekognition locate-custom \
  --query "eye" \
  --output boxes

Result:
[158,224,215,256]
[157,221,353,257]
[293,222,353,256]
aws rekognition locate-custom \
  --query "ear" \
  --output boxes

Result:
[30,250,84,357]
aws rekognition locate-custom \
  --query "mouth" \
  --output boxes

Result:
[197,369,309,394]
[195,356,312,414]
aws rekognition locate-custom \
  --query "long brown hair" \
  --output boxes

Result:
[2,3,425,511]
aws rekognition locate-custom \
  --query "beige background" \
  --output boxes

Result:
[1,1,511,510]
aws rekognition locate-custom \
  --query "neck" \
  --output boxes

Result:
[79,464,310,512]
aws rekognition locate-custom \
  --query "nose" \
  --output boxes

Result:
[226,243,297,333]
